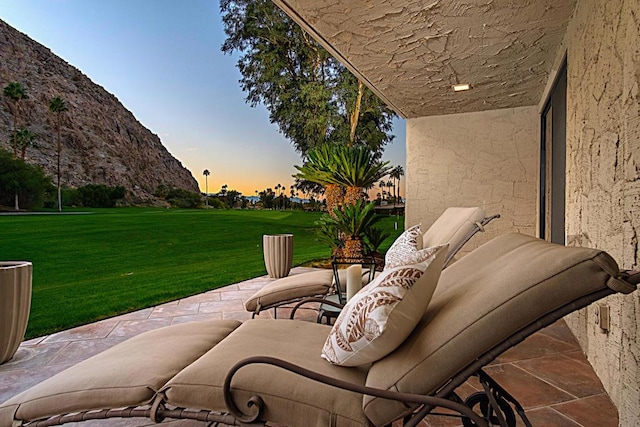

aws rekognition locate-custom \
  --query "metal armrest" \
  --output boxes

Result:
[223,356,488,427]
[620,269,640,286]
[289,296,344,319]
[444,214,501,267]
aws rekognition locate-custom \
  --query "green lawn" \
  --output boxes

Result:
[0,208,403,339]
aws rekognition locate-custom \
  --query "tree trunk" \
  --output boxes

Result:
[343,237,364,260]
[349,80,364,145]
[57,122,62,212]
[14,193,19,211]
[325,184,343,216]
[11,111,18,158]
[344,186,363,206]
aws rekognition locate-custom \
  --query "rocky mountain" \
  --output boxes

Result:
[0,20,199,204]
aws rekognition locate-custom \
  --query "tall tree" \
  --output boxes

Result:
[220,0,395,158]
[379,180,386,200]
[390,165,404,203]
[49,96,68,212]
[3,82,28,158]
[203,169,211,207]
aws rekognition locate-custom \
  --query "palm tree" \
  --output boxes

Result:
[277,183,283,209]
[294,144,343,215]
[203,169,210,207]
[49,96,68,212]
[333,145,391,205]
[390,165,404,203]
[3,82,28,158]
[378,180,386,200]
[290,185,295,209]
[386,181,393,202]
[14,127,36,160]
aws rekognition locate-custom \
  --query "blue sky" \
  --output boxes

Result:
[0,0,406,196]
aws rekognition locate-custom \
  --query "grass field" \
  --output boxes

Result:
[0,208,403,339]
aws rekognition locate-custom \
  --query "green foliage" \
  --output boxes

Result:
[153,184,171,198]
[3,81,27,101]
[364,226,391,254]
[0,148,53,209]
[222,189,241,207]
[207,197,227,209]
[75,184,125,208]
[332,144,392,189]
[164,188,202,208]
[328,200,380,238]
[154,185,202,208]
[293,143,339,185]
[48,96,68,114]
[60,184,126,208]
[3,81,28,157]
[258,188,276,209]
[314,214,343,254]
[220,0,395,157]
[12,126,38,159]
[295,143,391,187]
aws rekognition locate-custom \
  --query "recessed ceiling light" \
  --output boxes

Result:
[452,83,471,92]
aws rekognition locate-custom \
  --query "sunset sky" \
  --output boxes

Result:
[0,0,406,197]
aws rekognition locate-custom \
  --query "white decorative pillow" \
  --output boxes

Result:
[385,224,423,269]
[321,244,448,366]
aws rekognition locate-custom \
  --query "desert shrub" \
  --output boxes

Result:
[164,188,201,208]
[63,184,126,208]
[208,197,227,209]
[0,148,53,209]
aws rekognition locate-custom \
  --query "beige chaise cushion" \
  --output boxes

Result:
[0,320,241,426]
[162,319,370,427]
[245,269,334,313]
[422,207,485,255]
[363,233,620,426]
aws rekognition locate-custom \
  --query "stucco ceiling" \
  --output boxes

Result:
[273,0,576,118]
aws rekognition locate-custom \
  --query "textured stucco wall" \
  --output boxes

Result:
[405,106,538,256]
[560,0,640,424]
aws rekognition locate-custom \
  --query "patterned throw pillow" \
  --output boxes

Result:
[321,244,447,366]
[385,224,424,269]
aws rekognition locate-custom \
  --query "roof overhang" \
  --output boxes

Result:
[272,0,576,118]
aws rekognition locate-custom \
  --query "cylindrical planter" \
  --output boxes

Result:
[263,234,293,279]
[0,262,32,364]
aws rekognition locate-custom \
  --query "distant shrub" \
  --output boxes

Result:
[153,184,171,199]
[154,185,203,208]
[0,148,53,209]
[208,197,227,209]
[164,188,201,208]
[62,184,126,208]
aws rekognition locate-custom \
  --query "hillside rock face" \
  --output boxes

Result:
[0,20,199,203]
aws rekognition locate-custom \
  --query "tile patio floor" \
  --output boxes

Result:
[0,267,618,427]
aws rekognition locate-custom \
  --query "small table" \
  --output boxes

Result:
[317,257,377,324]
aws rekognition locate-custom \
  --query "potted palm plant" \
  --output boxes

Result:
[0,261,32,364]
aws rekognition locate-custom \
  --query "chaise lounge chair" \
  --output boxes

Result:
[245,207,500,317]
[1,233,637,427]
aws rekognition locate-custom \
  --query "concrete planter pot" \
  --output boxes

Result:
[0,262,32,364]
[263,234,293,278]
